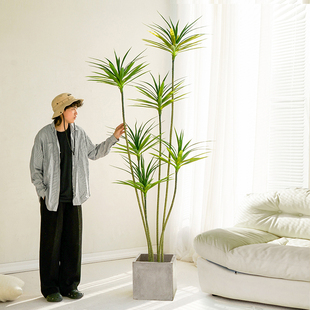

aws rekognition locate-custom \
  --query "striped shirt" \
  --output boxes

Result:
[30,122,118,211]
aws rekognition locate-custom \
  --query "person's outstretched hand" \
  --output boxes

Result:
[113,123,125,140]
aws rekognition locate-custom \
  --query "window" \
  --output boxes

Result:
[267,4,310,190]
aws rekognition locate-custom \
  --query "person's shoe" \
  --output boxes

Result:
[63,289,84,299]
[46,292,63,302]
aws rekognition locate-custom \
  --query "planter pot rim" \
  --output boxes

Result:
[134,253,176,263]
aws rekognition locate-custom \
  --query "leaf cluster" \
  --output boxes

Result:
[88,49,148,91]
[116,157,170,195]
[113,121,158,160]
[153,130,209,172]
[133,73,187,114]
[144,14,205,59]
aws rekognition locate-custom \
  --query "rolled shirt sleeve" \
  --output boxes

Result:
[86,134,118,160]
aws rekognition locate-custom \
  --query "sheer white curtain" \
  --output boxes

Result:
[165,2,261,261]
[166,1,309,262]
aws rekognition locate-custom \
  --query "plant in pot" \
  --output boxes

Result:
[88,14,207,301]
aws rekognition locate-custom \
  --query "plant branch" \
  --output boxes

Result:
[156,112,162,261]
[120,90,150,248]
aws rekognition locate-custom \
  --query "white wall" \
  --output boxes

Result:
[0,0,171,268]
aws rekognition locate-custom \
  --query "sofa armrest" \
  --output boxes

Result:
[194,227,279,267]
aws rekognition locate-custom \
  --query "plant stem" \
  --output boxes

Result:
[161,56,175,261]
[156,112,162,262]
[120,89,152,259]
[159,171,178,258]
[143,193,154,262]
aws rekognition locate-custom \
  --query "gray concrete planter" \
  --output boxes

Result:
[133,253,177,301]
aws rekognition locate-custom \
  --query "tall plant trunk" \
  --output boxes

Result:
[120,90,153,261]
[156,112,162,262]
[161,56,175,261]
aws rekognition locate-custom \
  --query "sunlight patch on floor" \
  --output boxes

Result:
[80,271,132,291]
[5,297,42,308]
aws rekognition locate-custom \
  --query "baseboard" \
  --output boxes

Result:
[0,260,40,275]
[81,247,150,265]
[0,246,150,275]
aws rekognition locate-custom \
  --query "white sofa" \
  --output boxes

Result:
[194,188,310,309]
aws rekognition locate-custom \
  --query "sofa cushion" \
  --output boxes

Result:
[194,228,310,282]
[229,242,310,281]
[194,227,279,268]
[235,188,310,239]
[268,237,310,247]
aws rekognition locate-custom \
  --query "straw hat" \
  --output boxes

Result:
[51,93,84,119]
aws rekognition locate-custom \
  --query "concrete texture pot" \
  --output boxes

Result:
[133,253,177,301]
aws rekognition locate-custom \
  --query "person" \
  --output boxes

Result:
[30,93,124,302]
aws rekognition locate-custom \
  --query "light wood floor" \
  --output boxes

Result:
[2,259,293,310]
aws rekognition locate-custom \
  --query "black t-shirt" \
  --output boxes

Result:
[57,126,73,203]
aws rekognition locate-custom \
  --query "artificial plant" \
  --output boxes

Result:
[88,14,207,262]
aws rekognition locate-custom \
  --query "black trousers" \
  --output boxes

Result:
[39,198,82,297]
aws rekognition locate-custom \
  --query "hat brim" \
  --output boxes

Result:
[52,98,84,119]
